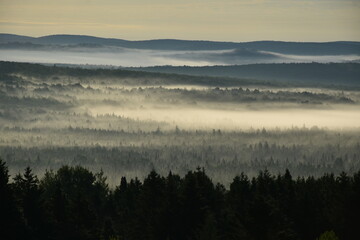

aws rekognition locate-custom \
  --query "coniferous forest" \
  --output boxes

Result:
[0,60,360,240]
[1,18,360,240]
[1,158,359,240]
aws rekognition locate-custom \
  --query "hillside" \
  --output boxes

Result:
[1,33,360,54]
[130,63,360,88]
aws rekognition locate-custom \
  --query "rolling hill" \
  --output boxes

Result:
[1,33,360,55]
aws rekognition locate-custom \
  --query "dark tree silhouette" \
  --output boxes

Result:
[0,160,359,240]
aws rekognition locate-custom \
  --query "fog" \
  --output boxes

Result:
[1,61,360,186]
[88,105,360,130]
[0,49,213,67]
[164,50,360,65]
[0,47,358,67]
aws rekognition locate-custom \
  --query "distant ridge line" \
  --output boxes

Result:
[1,33,359,54]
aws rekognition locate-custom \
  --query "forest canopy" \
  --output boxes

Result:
[1,159,358,240]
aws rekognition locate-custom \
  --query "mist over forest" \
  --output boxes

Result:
[2,0,360,233]
[1,34,360,67]
[1,60,359,187]
[0,31,360,240]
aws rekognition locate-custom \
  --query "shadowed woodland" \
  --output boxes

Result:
[1,159,358,240]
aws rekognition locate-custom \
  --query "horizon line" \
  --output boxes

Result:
[1,33,359,44]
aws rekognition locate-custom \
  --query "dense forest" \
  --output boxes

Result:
[1,159,358,240]
[2,128,360,186]
[0,61,274,87]
[0,46,359,240]
[131,63,360,88]
[2,61,360,88]
[1,9,359,240]
[1,61,360,186]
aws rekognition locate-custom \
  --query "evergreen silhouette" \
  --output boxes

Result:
[0,158,358,240]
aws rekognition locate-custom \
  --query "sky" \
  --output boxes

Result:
[0,0,359,42]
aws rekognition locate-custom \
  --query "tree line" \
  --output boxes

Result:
[1,158,358,240]
[0,61,267,87]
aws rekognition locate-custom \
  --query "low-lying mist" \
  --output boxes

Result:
[1,61,360,185]
[88,105,360,130]
[0,47,358,67]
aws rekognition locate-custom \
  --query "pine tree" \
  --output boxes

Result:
[13,166,47,239]
[0,159,25,239]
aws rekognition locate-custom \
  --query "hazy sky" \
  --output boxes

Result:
[1,0,359,41]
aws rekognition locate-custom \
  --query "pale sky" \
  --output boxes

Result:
[0,0,359,42]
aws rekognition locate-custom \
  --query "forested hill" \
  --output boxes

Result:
[1,61,360,88]
[130,63,360,88]
[1,33,360,54]
[1,159,358,240]
[0,61,273,87]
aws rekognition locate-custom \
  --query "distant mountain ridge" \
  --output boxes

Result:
[1,33,360,55]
